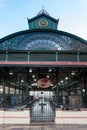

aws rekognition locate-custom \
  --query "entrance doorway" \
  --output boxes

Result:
[30,91,55,122]
[0,67,87,112]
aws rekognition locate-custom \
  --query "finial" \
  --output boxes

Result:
[42,5,44,10]
[37,6,50,16]
[42,5,44,13]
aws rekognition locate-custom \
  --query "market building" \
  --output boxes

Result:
[0,8,87,124]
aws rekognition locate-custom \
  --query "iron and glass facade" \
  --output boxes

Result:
[0,9,87,122]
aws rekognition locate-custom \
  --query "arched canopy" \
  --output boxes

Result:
[0,29,87,51]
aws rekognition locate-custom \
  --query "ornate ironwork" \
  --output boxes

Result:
[0,32,87,51]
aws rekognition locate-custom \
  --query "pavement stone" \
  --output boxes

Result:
[0,124,87,130]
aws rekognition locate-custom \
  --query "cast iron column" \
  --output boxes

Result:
[25,68,29,107]
[3,80,5,108]
[56,68,60,107]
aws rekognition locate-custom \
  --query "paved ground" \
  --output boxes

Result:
[0,124,87,130]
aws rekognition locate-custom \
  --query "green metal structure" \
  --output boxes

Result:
[0,8,87,122]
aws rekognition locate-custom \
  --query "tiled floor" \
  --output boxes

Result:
[0,124,87,130]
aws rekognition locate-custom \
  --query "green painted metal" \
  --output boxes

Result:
[0,30,87,51]
[28,13,58,30]
[29,16,58,30]
[0,50,87,62]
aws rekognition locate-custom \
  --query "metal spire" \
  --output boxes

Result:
[37,6,50,16]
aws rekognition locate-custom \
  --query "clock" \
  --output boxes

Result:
[39,19,48,27]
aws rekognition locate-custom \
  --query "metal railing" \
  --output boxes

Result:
[0,50,87,62]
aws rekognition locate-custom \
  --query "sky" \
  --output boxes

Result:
[0,0,87,40]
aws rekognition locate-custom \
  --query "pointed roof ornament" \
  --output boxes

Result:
[42,5,44,13]
[37,6,50,16]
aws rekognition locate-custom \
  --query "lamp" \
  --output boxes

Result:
[21,79,24,83]
[32,74,35,78]
[34,78,36,82]
[9,70,13,75]
[48,68,52,72]
[65,76,68,80]
[29,68,32,73]
[71,71,75,75]
[0,85,3,93]
[46,75,50,78]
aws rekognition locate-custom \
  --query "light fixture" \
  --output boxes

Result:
[82,89,85,92]
[21,79,24,83]
[71,71,75,75]
[34,78,37,82]
[77,90,80,93]
[61,80,63,83]
[29,68,32,73]
[0,88,3,93]
[48,68,52,72]
[9,70,13,75]
[0,85,3,93]
[32,74,35,78]
[65,77,68,80]
[51,84,53,86]
[46,75,50,78]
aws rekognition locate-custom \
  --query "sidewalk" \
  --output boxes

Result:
[0,124,87,130]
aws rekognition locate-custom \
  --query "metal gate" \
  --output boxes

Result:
[30,91,55,122]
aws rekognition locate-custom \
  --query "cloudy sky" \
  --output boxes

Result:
[0,0,87,40]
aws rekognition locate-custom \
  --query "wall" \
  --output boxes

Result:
[55,108,87,124]
[1,108,87,124]
[0,108,30,124]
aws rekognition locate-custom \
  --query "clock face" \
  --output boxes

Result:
[39,19,48,27]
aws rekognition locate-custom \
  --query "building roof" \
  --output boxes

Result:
[0,29,87,51]
[28,8,58,23]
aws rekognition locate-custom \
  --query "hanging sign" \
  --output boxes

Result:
[37,78,51,88]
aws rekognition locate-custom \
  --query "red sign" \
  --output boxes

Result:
[37,78,51,88]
